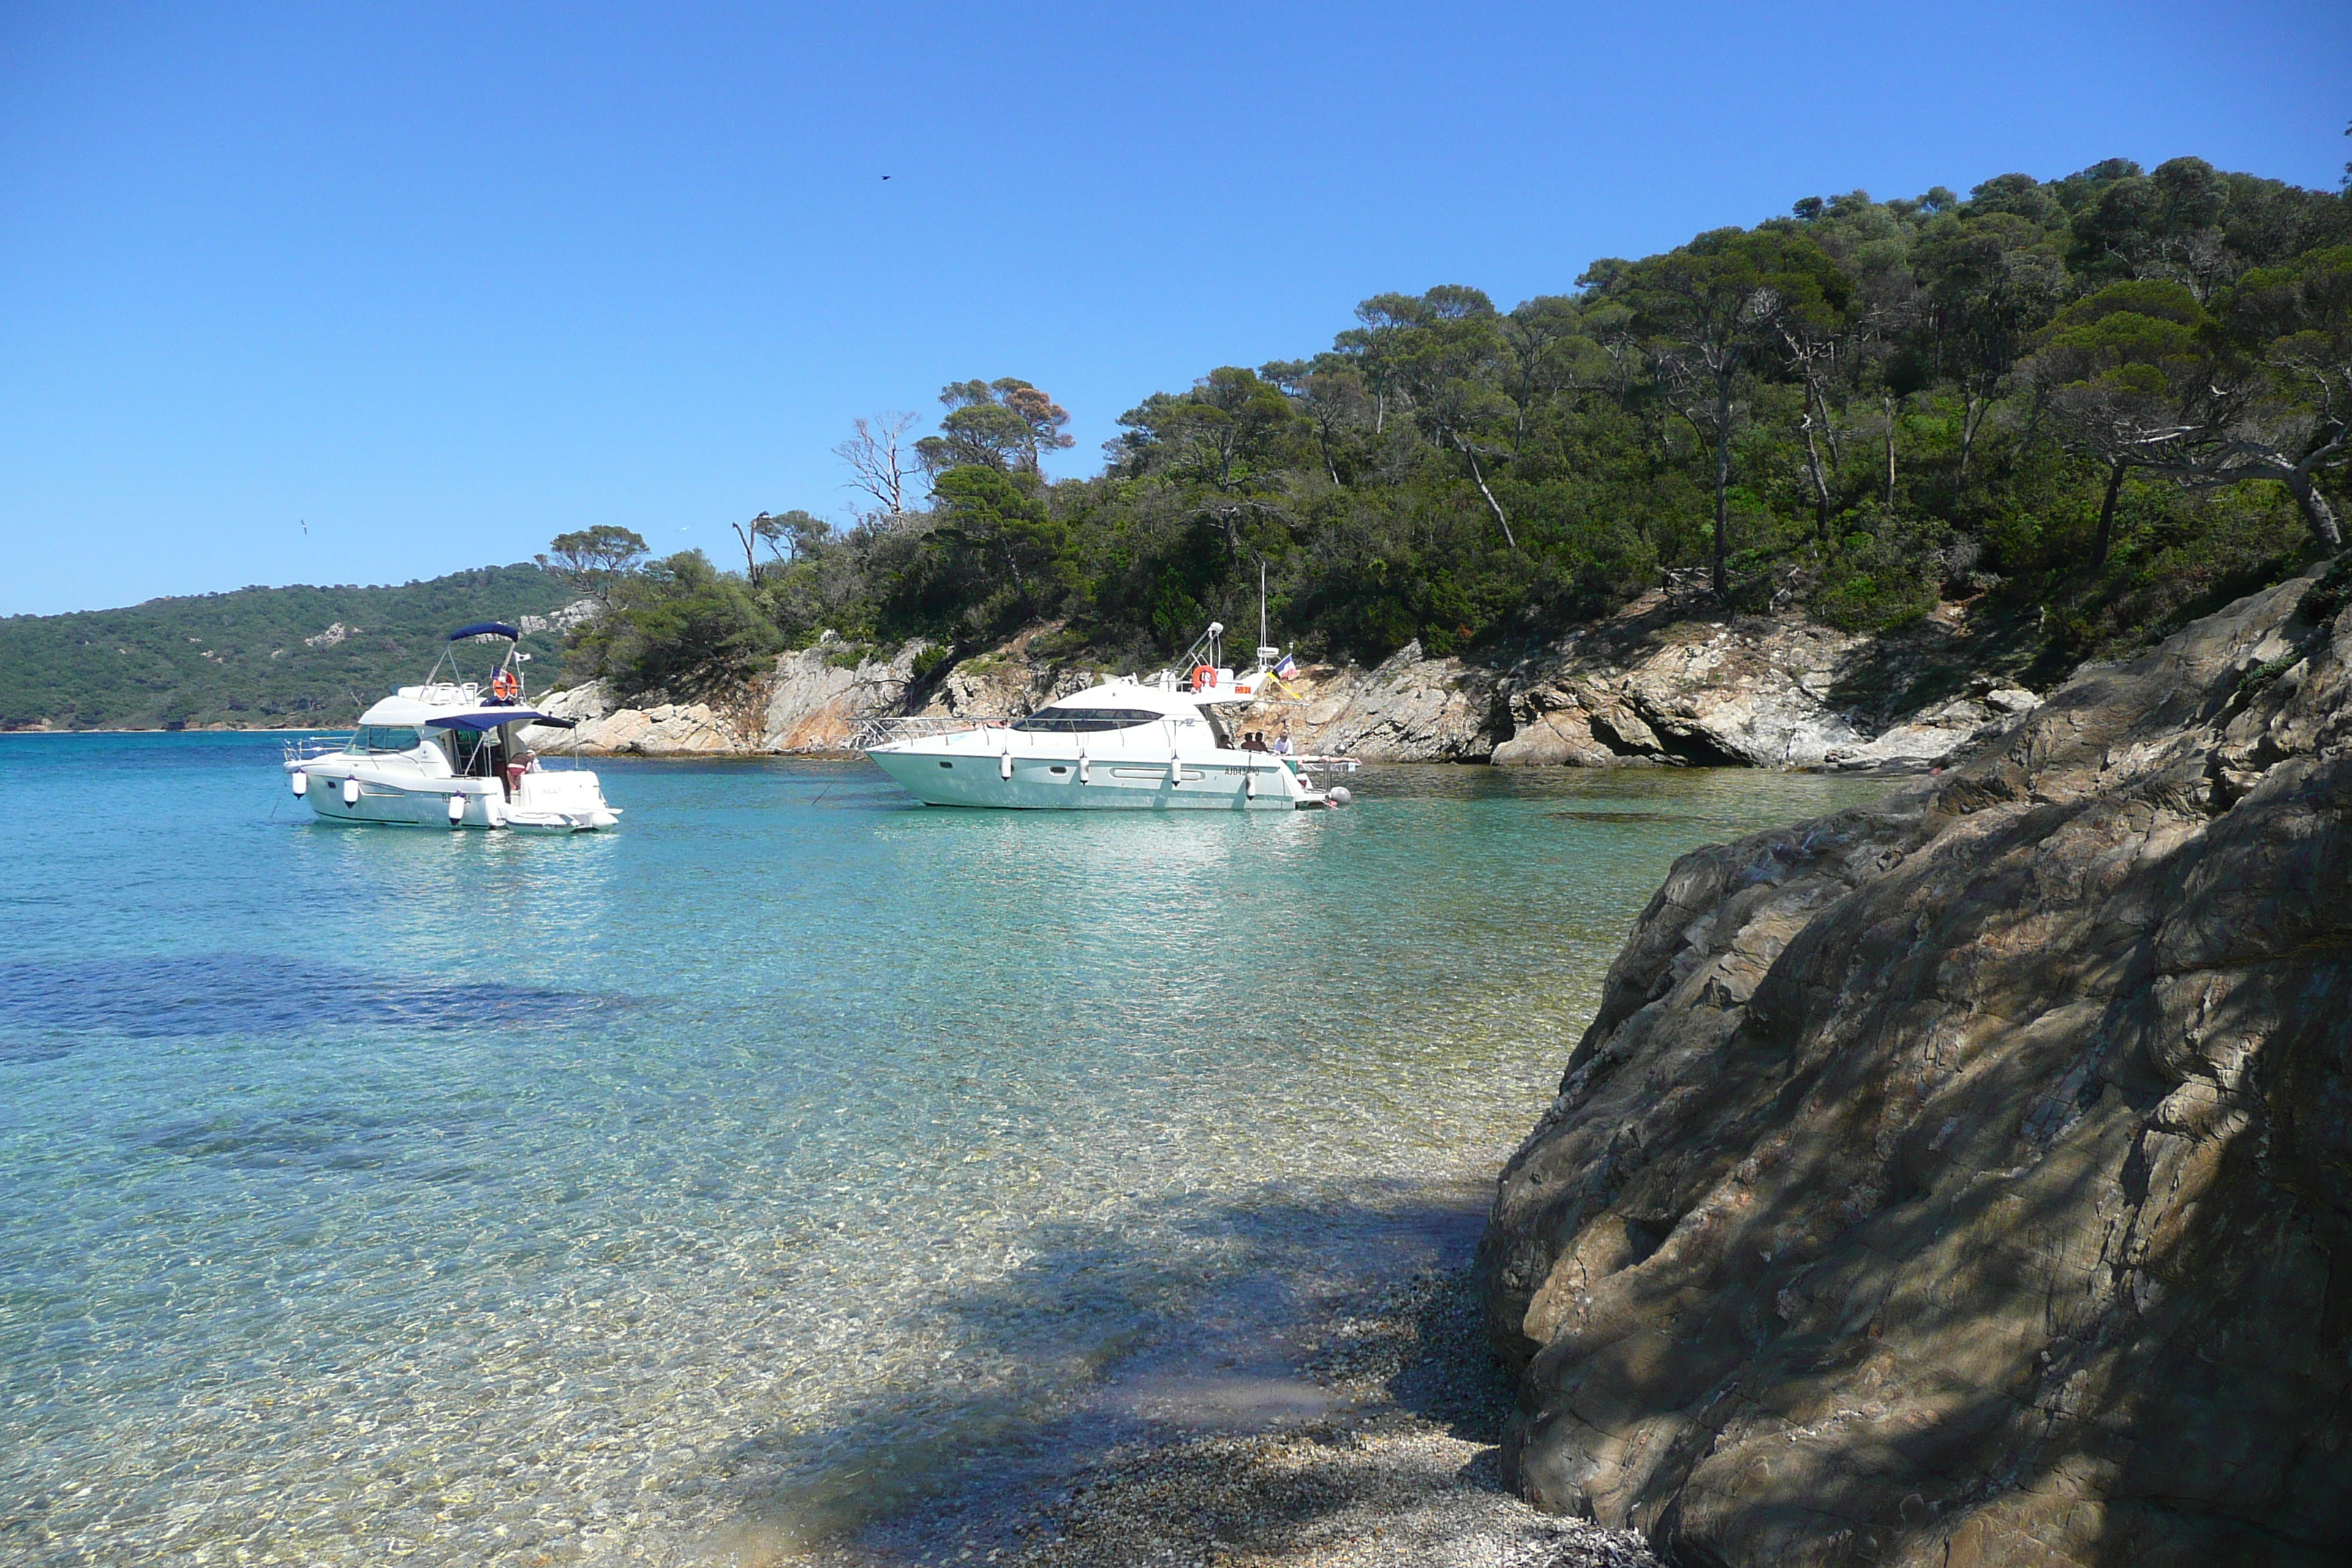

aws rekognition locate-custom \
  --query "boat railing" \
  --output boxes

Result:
[855,714,1012,748]
[282,734,351,764]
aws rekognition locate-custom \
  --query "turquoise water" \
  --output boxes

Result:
[0,734,1888,1566]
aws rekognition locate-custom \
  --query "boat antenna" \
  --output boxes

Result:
[1259,559,1267,657]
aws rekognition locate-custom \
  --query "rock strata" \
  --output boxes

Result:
[1479,568,2352,1566]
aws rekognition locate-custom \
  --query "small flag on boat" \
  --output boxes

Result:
[1274,654,1297,678]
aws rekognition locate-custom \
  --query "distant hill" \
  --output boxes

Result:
[0,565,588,730]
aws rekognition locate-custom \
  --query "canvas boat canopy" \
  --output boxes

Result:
[448,621,521,641]
[426,709,553,732]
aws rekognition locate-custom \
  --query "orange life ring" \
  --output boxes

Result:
[1191,665,1216,692]
[491,668,520,701]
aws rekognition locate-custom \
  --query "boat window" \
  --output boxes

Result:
[346,725,423,753]
[1008,706,1167,733]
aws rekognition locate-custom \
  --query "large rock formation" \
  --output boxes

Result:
[1482,592,2040,771]
[532,630,1106,757]
[1491,603,1863,768]
[1480,569,2352,1567]
[535,592,2040,767]
[1235,641,1504,761]
[1230,590,2037,770]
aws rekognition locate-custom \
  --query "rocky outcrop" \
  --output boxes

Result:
[753,640,927,753]
[1478,568,2352,1566]
[1493,606,1862,768]
[1234,641,1504,761]
[1237,592,2041,771]
[529,679,740,755]
[536,592,2042,768]
[534,628,1107,757]
[1814,678,2040,772]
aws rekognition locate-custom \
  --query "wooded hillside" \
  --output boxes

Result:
[0,565,580,730]
[568,154,2352,700]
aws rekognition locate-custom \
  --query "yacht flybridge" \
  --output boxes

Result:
[282,622,621,832]
[859,624,1357,811]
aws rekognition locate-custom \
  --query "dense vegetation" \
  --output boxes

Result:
[569,154,2352,699]
[0,565,580,730]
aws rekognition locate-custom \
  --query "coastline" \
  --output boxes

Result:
[2,591,2043,772]
[516,593,2043,774]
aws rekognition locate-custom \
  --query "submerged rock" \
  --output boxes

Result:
[1480,569,2352,1566]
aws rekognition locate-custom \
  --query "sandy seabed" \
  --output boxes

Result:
[783,1265,1660,1568]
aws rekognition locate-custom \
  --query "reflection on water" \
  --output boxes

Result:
[0,734,1890,1565]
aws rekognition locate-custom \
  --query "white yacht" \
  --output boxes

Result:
[282,622,622,832]
[859,624,1356,811]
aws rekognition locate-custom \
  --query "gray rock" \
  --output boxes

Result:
[756,640,928,752]
[1489,596,1869,769]
[1237,641,1503,761]
[1481,568,2352,1566]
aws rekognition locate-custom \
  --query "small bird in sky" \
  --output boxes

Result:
[881,174,891,181]
[300,519,308,535]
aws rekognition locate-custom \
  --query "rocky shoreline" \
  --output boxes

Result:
[782,565,2352,1568]
[529,592,2043,775]
[1481,565,2352,1564]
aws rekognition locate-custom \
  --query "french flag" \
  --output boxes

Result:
[1274,654,1297,679]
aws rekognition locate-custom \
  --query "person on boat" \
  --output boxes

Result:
[1273,732,1293,755]
[1242,731,1269,752]
[504,747,536,800]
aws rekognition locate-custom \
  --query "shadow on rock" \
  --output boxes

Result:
[1482,570,2352,1567]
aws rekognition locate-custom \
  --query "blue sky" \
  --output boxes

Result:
[2,1,2346,616]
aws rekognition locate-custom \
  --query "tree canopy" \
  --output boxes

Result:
[562,155,2352,697]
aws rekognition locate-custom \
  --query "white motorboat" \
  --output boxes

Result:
[281,622,622,832]
[859,623,1357,812]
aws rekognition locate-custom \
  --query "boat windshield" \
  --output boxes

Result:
[1008,706,1166,733]
[345,725,423,754]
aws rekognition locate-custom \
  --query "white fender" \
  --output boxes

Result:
[448,793,466,826]
[998,750,1014,780]
[1077,748,1090,784]
[290,771,307,797]
[340,777,361,807]
[1245,758,1257,799]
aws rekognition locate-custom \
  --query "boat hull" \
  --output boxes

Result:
[290,761,619,830]
[866,747,1307,810]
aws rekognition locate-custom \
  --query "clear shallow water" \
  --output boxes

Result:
[0,734,1890,1565]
